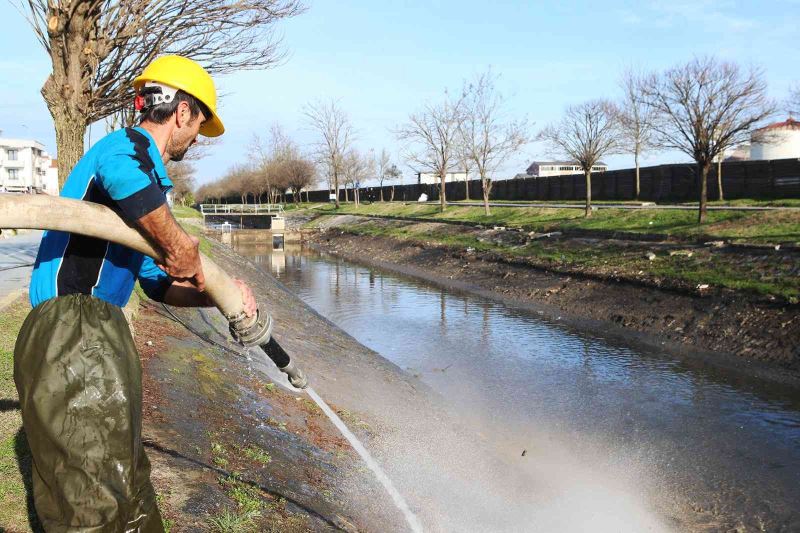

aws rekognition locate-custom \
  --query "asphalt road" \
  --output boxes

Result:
[0,230,40,301]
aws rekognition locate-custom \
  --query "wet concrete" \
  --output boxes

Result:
[233,239,800,532]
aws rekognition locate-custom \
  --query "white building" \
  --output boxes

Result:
[750,118,800,160]
[416,170,468,185]
[0,136,57,193]
[526,161,608,178]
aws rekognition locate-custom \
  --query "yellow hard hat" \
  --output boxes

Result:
[133,55,224,137]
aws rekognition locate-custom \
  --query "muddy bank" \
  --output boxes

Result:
[306,216,800,379]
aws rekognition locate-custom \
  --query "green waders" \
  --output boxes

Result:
[14,294,164,532]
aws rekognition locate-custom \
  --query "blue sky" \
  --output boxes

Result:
[1,0,798,186]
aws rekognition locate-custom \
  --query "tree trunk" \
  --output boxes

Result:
[380,184,384,202]
[440,172,446,212]
[49,109,87,190]
[465,173,470,201]
[634,149,640,200]
[584,169,593,218]
[390,186,395,202]
[334,170,341,208]
[482,177,492,216]
[717,159,724,202]
[698,161,709,223]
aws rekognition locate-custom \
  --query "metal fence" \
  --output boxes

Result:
[200,203,284,214]
[292,157,800,204]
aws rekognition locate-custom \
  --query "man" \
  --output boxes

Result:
[14,55,255,531]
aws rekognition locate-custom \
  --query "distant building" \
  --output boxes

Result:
[526,161,608,178]
[724,144,751,162]
[416,170,467,185]
[0,136,56,193]
[750,118,800,160]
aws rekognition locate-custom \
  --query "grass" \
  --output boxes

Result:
[0,298,39,531]
[312,201,800,244]
[171,204,202,218]
[329,219,800,301]
[181,221,213,256]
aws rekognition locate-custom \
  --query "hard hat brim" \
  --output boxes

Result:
[200,113,225,137]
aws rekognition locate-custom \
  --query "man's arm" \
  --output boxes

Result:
[136,204,205,290]
[162,279,256,316]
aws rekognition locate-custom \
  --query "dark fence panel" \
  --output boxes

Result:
[276,158,800,205]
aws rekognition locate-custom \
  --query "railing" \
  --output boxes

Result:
[200,203,284,215]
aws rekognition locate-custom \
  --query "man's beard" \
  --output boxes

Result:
[168,139,190,162]
[169,148,188,162]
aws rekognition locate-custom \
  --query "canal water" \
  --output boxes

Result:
[236,242,800,532]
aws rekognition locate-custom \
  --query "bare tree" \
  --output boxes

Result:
[386,164,401,202]
[397,90,462,212]
[304,99,354,208]
[788,84,800,116]
[15,0,305,187]
[284,157,315,204]
[166,161,196,206]
[376,148,391,201]
[342,149,372,208]
[538,100,620,218]
[459,72,529,215]
[618,68,656,199]
[641,57,774,222]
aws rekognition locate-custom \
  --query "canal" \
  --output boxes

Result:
[235,241,800,532]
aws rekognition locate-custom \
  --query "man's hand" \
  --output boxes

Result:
[158,234,206,291]
[233,279,257,318]
[137,204,205,291]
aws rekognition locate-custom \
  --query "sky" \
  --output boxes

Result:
[1,0,798,187]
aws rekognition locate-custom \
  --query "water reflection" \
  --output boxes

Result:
[235,241,800,529]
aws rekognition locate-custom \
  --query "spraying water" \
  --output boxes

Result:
[304,386,425,533]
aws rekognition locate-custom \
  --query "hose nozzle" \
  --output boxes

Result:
[261,337,309,389]
[279,360,309,389]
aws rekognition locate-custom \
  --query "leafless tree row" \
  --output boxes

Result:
[539,56,775,222]
[196,125,316,205]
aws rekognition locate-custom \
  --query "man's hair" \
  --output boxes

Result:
[138,89,211,125]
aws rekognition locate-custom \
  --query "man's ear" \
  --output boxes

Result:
[175,101,191,128]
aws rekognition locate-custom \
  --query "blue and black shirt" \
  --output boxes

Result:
[30,127,174,308]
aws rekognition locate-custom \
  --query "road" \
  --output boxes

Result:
[0,230,40,302]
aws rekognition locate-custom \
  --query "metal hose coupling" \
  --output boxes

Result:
[229,307,272,347]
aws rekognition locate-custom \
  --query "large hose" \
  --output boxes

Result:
[0,193,307,388]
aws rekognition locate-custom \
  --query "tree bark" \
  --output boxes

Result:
[334,170,341,208]
[380,184,384,202]
[390,186,395,202]
[634,149,640,200]
[698,161,709,223]
[717,159,724,202]
[584,169,593,218]
[344,185,349,203]
[482,177,492,216]
[440,172,447,212]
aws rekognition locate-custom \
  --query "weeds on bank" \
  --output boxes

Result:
[242,445,272,465]
[333,221,800,300]
[317,201,800,244]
